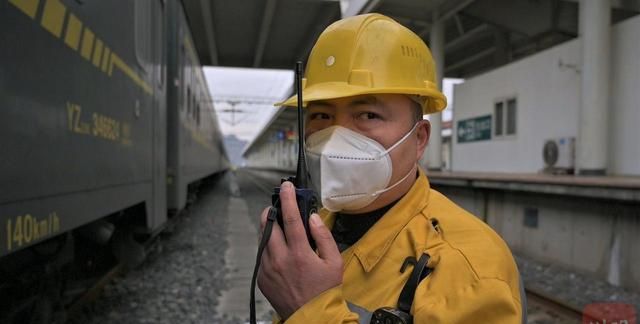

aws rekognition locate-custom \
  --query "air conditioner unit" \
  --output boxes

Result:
[542,137,575,173]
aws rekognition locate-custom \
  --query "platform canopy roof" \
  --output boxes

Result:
[184,0,638,78]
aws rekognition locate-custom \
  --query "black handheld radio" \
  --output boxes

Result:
[249,61,318,324]
[271,61,318,250]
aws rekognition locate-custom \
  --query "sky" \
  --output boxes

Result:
[204,66,463,143]
[203,66,293,141]
[431,78,464,122]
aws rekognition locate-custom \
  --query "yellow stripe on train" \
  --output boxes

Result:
[8,0,153,95]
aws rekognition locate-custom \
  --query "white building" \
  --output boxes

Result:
[452,14,640,176]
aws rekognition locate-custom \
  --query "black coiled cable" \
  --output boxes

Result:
[249,206,278,324]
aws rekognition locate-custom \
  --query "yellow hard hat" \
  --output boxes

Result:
[276,13,447,114]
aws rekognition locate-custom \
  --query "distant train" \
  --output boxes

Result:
[0,0,228,320]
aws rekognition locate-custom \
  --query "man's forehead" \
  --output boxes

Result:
[306,94,417,118]
[308,95,382,109]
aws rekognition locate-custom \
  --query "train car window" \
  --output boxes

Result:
[210,100,218,123]
[152,0,164,87]
[135,0,152,73]
[188,93,192,119]
[187,87,192,116]
[197,104,201,126]
[192,95,197,120]
[192,92,195,119]
[192,94,196,121]
[180,45,187,111]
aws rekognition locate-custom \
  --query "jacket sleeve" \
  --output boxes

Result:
[413,278,523,324]
[278,285,361,324]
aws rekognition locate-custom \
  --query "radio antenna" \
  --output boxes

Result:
[294,61,308,189]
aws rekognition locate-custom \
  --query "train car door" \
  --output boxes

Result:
[152,0,167,230]
[147,0,167,230]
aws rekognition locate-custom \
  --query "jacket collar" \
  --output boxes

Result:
[320,167,431,272]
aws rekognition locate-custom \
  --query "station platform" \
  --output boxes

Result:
[242,166,640,202]
[428,170,640,202]
[429,170,640,187]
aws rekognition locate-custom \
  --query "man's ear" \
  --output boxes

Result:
[415,120,431,161]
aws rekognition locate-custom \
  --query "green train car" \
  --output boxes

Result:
[0,0,228,320]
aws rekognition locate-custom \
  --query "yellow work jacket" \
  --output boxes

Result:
[283,169,525,323]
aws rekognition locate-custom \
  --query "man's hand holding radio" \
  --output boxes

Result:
[257,181,343,320]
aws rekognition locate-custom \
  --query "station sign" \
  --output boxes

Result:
[457,115,492,143]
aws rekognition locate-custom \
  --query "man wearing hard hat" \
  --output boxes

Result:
[258,13,525,323]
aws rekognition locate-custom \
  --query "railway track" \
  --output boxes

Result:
[13,186,206,324]
[63,198,196,322]
[526,287,585,323]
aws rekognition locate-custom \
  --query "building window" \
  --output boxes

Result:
[494,97,517,137]
[495,102,503,136]
[506,98,517,135]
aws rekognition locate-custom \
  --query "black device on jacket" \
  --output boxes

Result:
[370,253,432,324]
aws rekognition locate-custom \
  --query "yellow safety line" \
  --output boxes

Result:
[109,53,153,95]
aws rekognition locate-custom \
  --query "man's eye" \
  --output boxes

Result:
[309,113,330,120]
[358,112,381,120]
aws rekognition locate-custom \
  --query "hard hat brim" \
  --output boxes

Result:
[275,81,447,114]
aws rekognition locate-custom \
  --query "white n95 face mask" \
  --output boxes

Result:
[305,123,419,212]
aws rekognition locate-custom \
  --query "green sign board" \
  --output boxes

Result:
[457,115,492,143]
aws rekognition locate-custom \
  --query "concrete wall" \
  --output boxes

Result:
[244,137,298,170]
[452,15,640,176]
[435,184,640,291]
[609,17,640,176]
